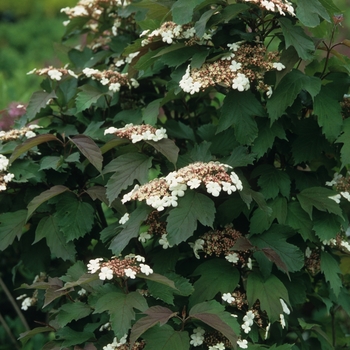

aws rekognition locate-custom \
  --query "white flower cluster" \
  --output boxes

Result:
[225,253,239,264]
[244,0,295,16]
[122,162,243,212]
[104,123,168,143]
[189,239,205,258]
[28,67,78,81]
[322,237,350,254]
[102,334,128,350]
[189,327,205,347]
[179,42,285,94]
[159,233,173,249]
[140,21,199,46]
[87,254,153,281]
[16,294,36,311]
[82,67,137,92]
[241,310,255,334]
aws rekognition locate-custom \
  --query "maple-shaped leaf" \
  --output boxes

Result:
[250,224,304,274]
[167,190,215,246]
[35,216,76,261]
[217,90,263,145]
[252,164,291,200]
[296,0,330,27]
[56,302,92,327]
[55,193,95,241]
[266,70,320,123]
[75,84,106,113]
[130,306,178,345]
[247,272,290,322]
[189,259,239,308]
[105,153,153,204]
[278,18,315,60]
[297,187,343,219]
[94,291,148,339]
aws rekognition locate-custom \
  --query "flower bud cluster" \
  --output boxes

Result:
[140,21,205,47]
[122,162,243,211]
[104,123,167,143]
[82,68,138,92]
[87,254,153,281]
[27,67,78,81]
[0,124,41,142]
[179,43,284,95]
[243,0,295,16]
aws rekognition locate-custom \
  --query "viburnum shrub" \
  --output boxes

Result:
[2,0,350,349]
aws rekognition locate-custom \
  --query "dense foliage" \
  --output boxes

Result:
[1,0,350,349]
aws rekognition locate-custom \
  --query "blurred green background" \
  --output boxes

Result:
[0,0,76,111]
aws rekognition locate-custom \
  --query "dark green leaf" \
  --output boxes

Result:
[95,291,148,338]
[313,85,343,141]
[75,84,106,113]
[195,8,216,38]
[336,118,350,167]
[26,90,57,121]
[297,187,343,219]
[217,90,263,145]
[130,306,178,345]
[223,146,255,168]
[295,0,330,27]
[320,251,342,297]
[105,153,153,204]
[0,210,27,251]
[142,99,162,125]
[143,324,190,350]
[247,272,289,322]
[189,300,239,346]
[19,327,52,346]
[253,165,291,200]
[278,18,315,60]
[56,302,92,327]
[266,70,321,123]
[27,185,70,221]
[70,134,103,173]
[250,224,304,273]
[9,134,61,164]
[35,216,76,261]
[145,138,179,166]
[251,120,286,158]
[312,212,343,241]
[189,259,239,307]
[55,193,95,241]
[56,327,95,348]
[167,191,215,245]
[39,156,62,171]
[171,0,204,24]
[109,204,152,255]
[285,201,314,241]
